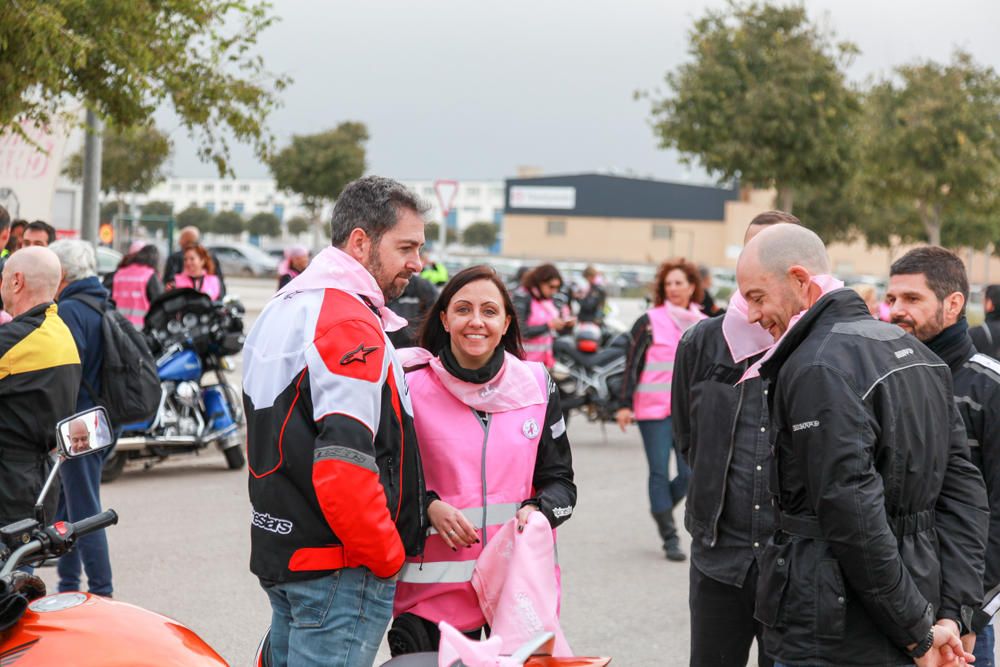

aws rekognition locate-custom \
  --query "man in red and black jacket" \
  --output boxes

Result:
[243,176,429,667]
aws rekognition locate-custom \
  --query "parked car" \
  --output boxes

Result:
[207,243,279,277]
[96,246,122,279]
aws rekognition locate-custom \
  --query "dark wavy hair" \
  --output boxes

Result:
[419,265,524,359]
[652,258,703,308]
[521,263,563,300]
[119,244,160,270]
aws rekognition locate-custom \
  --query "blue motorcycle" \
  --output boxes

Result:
[102,288,246,482]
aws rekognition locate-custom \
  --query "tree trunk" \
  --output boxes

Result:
[917,200,942,246]
[777,186,793,213]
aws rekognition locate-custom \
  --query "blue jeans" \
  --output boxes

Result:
[974,622,996,667]
[638,417,690,514]
[263,568,396,667]
[56,448,112,596]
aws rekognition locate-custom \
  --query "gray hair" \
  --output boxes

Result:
[49,239,97,282]
[753,224,830,276]
[330,175,429,247]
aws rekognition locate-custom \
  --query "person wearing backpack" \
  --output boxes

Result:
[49,240,114,597]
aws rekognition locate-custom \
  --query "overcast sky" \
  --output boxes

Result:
[157,0,1000,184]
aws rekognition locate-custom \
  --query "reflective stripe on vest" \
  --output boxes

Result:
[399,559,476,585]
[426,502,519,535]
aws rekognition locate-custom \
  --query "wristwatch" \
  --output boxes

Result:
[906,626,935,659]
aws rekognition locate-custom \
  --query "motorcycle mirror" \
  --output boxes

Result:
[56,407,115,459]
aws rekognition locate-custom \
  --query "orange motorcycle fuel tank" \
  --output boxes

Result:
[0,592,227,666]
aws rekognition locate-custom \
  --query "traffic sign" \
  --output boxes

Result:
[434,180,459,217]
[99,223,114,244]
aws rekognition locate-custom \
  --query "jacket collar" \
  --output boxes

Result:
[758,288,869,381]
[58,276,108,303]
[924,319,975,372]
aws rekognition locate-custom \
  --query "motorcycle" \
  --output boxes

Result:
[102,288,247,482]
[551,323,628,425]
[0,407,228,665]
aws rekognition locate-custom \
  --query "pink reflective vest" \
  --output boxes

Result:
[523,298,558,368]
[394,360,550,631]
[632,304,705,421]
[173,273,221,301]
[112,264,156,328]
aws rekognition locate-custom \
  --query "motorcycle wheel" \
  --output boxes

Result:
[223,442,246,470]
[101,453,127,483]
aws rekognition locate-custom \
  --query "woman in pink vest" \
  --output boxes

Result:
[512,263,576,368]
[389,265,576,656]
[616,258,706,562]
[105,244,163,329]
[167,243,222,301]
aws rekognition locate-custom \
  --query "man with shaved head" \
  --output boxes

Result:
[0,247,82,527]
[738,225,989,667]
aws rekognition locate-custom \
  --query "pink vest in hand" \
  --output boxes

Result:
[633,304,705,421]
[394,361,550,631]
[173,273,221,301]
[522,298,558,368]
[112,264,156,328]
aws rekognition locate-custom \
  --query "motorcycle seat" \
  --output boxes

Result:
[561,345,624,369]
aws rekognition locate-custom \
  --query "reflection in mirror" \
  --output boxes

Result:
[57,407,114,459]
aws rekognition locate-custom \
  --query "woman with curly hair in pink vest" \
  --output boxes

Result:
[616,258,706,562]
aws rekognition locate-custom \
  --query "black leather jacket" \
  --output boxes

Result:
[756,289,989,666]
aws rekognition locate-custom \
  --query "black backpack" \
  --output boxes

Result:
[73,294,162,425]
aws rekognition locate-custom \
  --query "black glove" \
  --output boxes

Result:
[0,580,28,633]
[8,571,46,601]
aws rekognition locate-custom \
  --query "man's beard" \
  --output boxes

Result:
[367,245,411,301]
[892,305,944,342]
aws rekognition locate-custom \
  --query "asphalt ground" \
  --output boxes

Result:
[36,277,996,665]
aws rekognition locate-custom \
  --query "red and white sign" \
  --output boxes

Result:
[433,180,459,217]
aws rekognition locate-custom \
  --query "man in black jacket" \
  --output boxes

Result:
[738,224,988,667]
[672,210,800,666]
[970,285,1000,361]
[888,246,1000,666]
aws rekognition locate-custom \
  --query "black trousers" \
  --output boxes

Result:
[689,560,773,667]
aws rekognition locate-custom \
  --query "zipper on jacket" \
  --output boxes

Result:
[471,409,492,546]
[711,380,745,548]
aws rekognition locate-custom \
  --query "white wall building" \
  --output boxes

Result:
[135,177,310,221]
[398,180,505,231]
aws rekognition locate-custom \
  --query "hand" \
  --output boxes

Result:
[549,318,566,331]
[960,632,976,655]
[615,407,634,432]
[427,499,478,550]
[516,504,538,532]
[913,621,975,667]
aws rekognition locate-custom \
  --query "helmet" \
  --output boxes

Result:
[576,322,601,353]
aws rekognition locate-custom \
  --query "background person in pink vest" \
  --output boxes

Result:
[277,245,310,290]
[512,263,575,368]
[104,244,163,328]
[167,244,222,301]
[617,258,706,561]
[389,265,576,656]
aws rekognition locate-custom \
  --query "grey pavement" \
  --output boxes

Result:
[37,277,995,666]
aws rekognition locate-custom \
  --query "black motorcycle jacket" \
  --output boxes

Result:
[927,320,1000,600]
[672,315,769,551]
[757,289,988,666]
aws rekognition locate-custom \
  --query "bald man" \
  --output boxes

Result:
[737,225,988,667]
[68,418,91,454]
[162,225,225,295]
[0,247,82,527]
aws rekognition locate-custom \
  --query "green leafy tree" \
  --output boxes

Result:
[248,211,281,237]
[177,206,214,234]
[138,200,174,234]
[286,216,310,235]
[269,122,369,234]
[642,2,859,211]
[65,122,171,229]
[99,201,119,224]
[213,211,246,236]
[853,51,1000,247]
[462,222,498,248]
[425,222,457,246]
[0,1,290,174]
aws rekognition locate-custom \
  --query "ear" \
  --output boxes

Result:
[787,265,812,290]
[343,228,370,263]
[502,314,511,335]
[439,308,449,333]
[944,292,965,321]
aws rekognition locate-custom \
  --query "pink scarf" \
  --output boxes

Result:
[722,291,775,363]
[274,246,407,332]
[667,302,706,332]
[0,311,11,326]
[395,347,545,412]
[738,275,845,383]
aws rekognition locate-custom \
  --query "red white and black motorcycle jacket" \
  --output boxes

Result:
[243,287,427,583]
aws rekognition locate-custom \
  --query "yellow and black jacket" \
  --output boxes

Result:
[0,302,82,456]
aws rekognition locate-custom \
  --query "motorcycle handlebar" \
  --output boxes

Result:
[0,510,119,578]
[72,509,119,538]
